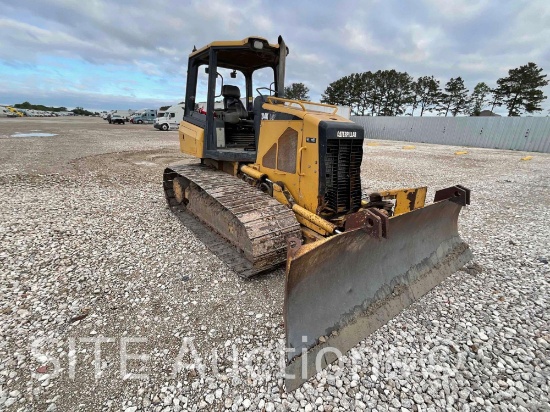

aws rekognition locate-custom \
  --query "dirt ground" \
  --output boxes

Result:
[0,117,548,411]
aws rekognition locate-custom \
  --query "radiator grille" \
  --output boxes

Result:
[324,139,363,214]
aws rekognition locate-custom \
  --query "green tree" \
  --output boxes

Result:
[322,70,413,116]
[14,101,67,112]
[350,72,376,115]
[489,88,504,113]
[16,101,32,109]
[71,107,94,116]
[495,62,548,116]
[284,82,310,100]
[349,72,368,115]
[322,76,355,111]
[366,70,387,115]
[410,75,441,116]
[438,77,469,117]
[395,72,416,115]
[377,70,414,116]
[469,82,492,115]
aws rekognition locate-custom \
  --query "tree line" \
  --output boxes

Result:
[13,102,99,116]
[284,62,548,117]
[14,101,69,112]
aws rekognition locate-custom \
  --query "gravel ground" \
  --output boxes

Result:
[0,117,548,411]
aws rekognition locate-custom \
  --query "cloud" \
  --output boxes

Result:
[424,0,493,20]
[0,0,548,112]
[133,61,163,77]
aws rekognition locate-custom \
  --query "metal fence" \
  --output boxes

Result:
[351,116,550,153]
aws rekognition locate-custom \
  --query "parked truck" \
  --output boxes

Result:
[131,109,157,124]
[154,104,185,131]
[3,106,24,117]
[106,110,135,123]
[0,107,14,117]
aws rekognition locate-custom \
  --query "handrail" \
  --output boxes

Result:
[298,147,306,176]
[265,97,338,114]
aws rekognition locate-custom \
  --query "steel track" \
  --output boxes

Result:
[163,163,301,278]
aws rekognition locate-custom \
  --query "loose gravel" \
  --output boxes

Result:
[0,117,548,411]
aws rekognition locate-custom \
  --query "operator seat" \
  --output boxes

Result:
[222,85,248,124]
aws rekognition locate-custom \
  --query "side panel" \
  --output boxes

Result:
[256,120,304,202]
[179,121,204,158]
[256,112,364,215]
[300,116,323,213]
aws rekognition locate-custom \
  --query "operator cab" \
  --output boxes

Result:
[183,37,288,162]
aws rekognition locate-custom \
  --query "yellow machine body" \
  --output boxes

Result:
[179,121,205,158]
[165,35,472,392]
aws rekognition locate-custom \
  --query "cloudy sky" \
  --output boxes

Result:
[0,0,549,114]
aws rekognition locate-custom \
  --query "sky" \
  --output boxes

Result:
[0,0,549,115]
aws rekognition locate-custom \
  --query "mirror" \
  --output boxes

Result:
[215,72,224,98]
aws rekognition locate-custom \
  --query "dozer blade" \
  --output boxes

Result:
[284,195,472,390]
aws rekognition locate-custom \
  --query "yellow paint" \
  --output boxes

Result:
[7,107,23,116]
[366,142,380,146]
[521,156,533,161]
[402,145,416,150]
[292,204,336,234]
[190,37,279,57]
[414,187,427,209]
[455,151,468,155]
[394,188,425,216]
[178,121,204,158]
[240,165,265,180]
[272,183,291,207]
[256,108,352,215]
[295,215,330,237]
[371,187,427,216]
[256,119,304,205]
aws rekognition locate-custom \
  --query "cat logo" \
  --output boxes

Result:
[336,131,357,138]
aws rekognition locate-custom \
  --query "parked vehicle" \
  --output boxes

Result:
[156,108,167,119]
[4,106,24,117]
[131,109,157,124]
[0,107,15,117]
[105,110,134,122]
[110,115,125,124]
[154,104,185,131]
[117,110,134,120]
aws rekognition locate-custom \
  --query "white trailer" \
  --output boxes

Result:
[111,110,135,120]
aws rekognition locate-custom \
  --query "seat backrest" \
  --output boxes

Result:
[222,85,247,119]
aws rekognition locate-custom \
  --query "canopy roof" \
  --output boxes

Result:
[189,37,281,72]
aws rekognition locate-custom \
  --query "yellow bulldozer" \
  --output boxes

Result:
[163,36,472,390]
